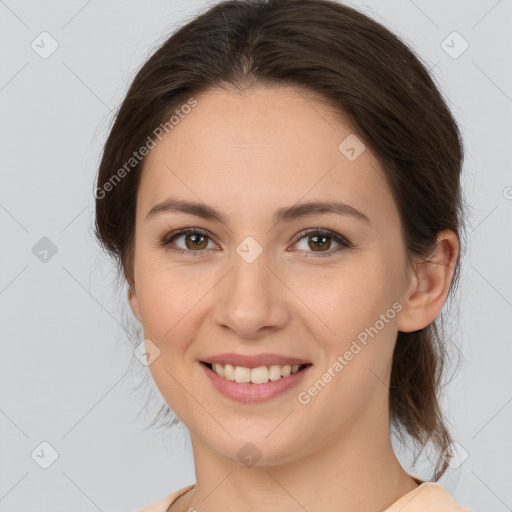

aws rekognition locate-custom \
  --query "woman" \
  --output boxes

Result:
[94,0,472,510]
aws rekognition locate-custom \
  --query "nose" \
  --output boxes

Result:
[212,250,290,340]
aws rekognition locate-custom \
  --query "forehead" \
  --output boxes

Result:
[137,85,395,226]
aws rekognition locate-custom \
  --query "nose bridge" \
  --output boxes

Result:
[212,242,287,337]
[233,243,270,294]
[229,231,272,294]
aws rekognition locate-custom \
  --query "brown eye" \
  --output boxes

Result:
[160,228,217,256]
[183,232,208,250]
[160,227,351,258]
[293,228,352,257]
[308,233,331,252]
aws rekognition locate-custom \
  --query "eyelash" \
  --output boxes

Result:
[159,227,352,258]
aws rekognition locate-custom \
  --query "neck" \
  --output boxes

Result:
[181,393,419,512]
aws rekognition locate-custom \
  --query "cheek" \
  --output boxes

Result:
[134,259,209,350]
[135,265,213,418]
[291,257,399,347]
[293,263,401,426]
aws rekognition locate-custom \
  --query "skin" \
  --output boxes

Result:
[127,85,459,512]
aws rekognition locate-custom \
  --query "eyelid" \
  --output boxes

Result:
[291,228,352,248]
[159,227,219,252]
[288,227,352,257]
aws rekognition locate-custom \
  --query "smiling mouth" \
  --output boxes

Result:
[201,361,312,384]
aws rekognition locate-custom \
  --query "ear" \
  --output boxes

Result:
[127,285,142,323]
[397,230,459,332]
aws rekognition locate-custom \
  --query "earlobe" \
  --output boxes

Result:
[396,230,459,333]
[127,285,142,323]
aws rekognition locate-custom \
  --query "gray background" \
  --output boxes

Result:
[1,0,511,510]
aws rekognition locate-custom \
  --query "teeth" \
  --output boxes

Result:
[268,365,282,381]
[234,366,251,383]
[209,362,305,384]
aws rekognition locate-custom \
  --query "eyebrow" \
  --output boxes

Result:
[145,198,371,226]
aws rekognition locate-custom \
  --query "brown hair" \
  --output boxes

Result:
[94,0,466,481]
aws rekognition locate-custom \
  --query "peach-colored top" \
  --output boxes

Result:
[137,480,472,511]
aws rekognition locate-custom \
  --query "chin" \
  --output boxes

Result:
[200,426,312,468]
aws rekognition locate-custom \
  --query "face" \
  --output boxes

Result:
[128,85,413,466]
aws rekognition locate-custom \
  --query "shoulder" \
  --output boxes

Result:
[383,481,472,512]
[137,484,196,512]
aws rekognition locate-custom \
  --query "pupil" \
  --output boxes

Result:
[310,235,329,251]
[187,234,206,249]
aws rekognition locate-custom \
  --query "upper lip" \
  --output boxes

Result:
[202,353,312,368]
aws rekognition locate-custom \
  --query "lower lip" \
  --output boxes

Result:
[200,362,312,404]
